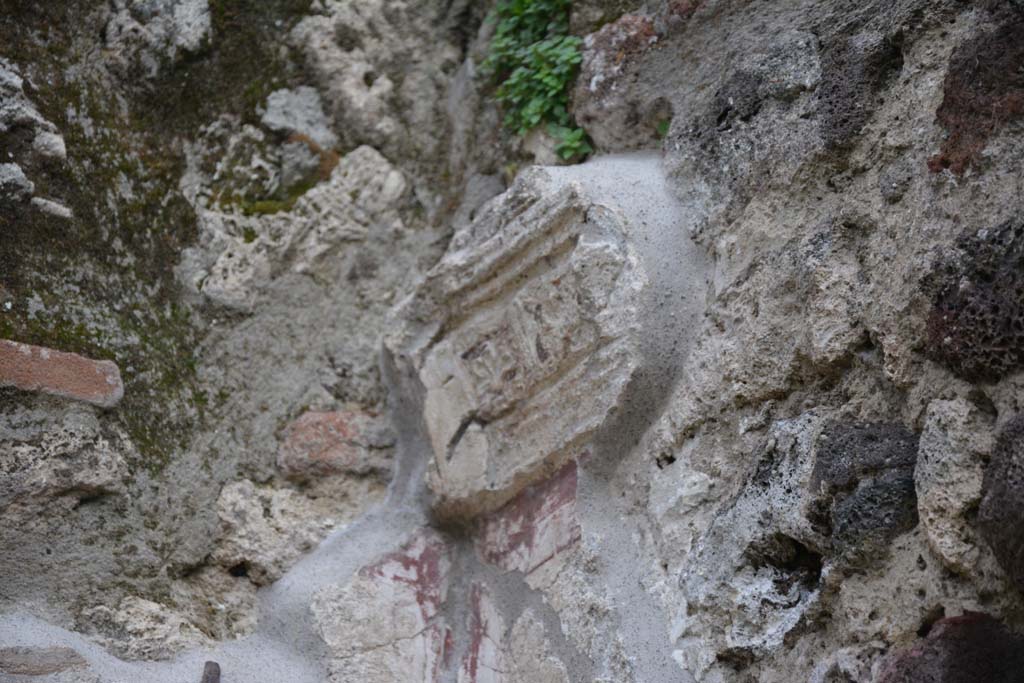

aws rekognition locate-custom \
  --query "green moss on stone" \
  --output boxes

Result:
[0,1,315,474]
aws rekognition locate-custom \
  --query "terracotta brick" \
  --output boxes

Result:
[0,340,123,408]
[474,461,580,578]
[277,409,392,480]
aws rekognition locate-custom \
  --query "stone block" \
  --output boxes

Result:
[0,340,123,408]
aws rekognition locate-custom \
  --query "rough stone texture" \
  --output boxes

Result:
[103,0,212,78]
[277,409,394,481]
[212,477,386,586]
[260,86,339,151]
[5,1,1024,682]
[572,15,665,151]
[812,422,920,494]
[0,340,124,408]
[290,0,465,176]
[79,596,210,661]
[0,646,87,675]
[816,30,906,150]
[0,58,69,213]
[915,399,992,574]
[458,584,570,683]
[0,0,462,673]
[0,162,33,202]
[674,415,828,680]
[671,412,938,681]
[311,529,452,683]
[877,612,1024,683]
[569,0,645,35]
[179,142,408,311]
[927,18,1024,174]
[978,415,1024,591]
[167,564,257,642]
[389,168,646,519]
[669,27,824,237]
[31,196,73,219]
[501,610,571,683]
[925,219,1024,382]
[0,407,128,516]
[813,421,920,566]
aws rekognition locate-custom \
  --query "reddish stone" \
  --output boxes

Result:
[928,21,1024,175]
[877,612,1024,683]
[666,0,702,21]
[278,409,390,480]
[442,626,455,670]
[475,460,580,577]
[573,14,665,149]
[0,340,123,408]
[588,15,657,81]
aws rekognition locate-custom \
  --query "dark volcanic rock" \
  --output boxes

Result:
[812,422,920,565]
[878,612,1024,683]
[928,19,1024,174]
[925,219,1024,382]
[813,422,920,493]
[978,415,1024,589]
[817,30,904,149]
[830,467,918,562]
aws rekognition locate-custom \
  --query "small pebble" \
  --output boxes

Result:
[201,661,220,683]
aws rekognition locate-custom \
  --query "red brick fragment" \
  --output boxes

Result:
[0,339,123,408]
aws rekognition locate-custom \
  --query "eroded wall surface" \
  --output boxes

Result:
[3,1,1024,682]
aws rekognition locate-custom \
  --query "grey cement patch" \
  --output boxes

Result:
[549,153,708,682]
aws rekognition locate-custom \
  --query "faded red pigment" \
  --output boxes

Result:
[462,584,487,682]
[361,531,449,616]
[475,460,581,576]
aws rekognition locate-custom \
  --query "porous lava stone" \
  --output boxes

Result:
[811,422,920,566]
[925,220,1024,382]
[813,422,919,493]
[978,415,1024,590]
[817,30,904,149]
[878,612,1024,683]
[928,17,1024,174]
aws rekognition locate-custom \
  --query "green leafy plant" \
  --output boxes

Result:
[548,122,590,159]
[484,0,592,161]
